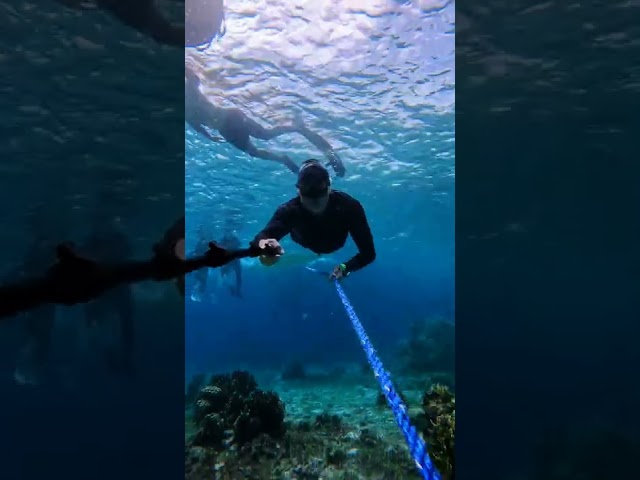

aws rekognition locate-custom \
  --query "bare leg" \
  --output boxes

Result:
[187,121,223,143]
[244,117,303,141]
[246,142,299,173]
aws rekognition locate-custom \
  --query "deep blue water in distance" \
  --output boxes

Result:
[1,3,184,479]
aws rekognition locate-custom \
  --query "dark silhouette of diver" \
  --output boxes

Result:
[218,232,242,298]
[190,226,211,301]
[81,215,135,375]
[0,216,276,320]
[5,230,58,385]
[185,66,302,173]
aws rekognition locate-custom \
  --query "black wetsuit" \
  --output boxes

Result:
[0,216,241,319]
[251,191,376,273]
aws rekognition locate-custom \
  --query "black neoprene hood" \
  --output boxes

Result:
[297,161,330,197]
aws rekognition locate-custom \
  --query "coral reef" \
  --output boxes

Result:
[186,412,422,480]
[185,373,207,404]
[398,316,455,383]
[185,370,426,479]
[190,370,285,448]
[414,384,455,480]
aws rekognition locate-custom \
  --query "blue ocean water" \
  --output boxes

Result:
[1,2,184,479]
[185,0,454,393]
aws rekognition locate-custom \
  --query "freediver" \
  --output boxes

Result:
[185,66,346,176]
[250,159,375,280]
[185,66,302,173]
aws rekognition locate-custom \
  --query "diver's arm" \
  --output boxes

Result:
[0,278,50,319]
[104,255,214,284]
[250,205,294,246]
[343,202,376,273]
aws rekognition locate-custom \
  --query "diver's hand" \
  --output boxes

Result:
[329,264,348,281]
[258,239,284,256]
[257,239,283,267]
[203,242,233,268]
[327,151,346,177]
[45,243,111,305]
[333,162,346,178]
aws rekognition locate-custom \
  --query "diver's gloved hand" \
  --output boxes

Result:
[44,243,112,305]
[203,242,234,268]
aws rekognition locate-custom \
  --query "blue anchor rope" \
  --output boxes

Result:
[303,266,441,478]
[332,279,441,480]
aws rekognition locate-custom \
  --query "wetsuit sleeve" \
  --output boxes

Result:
[251,205,294,246]
[344,201,376,273]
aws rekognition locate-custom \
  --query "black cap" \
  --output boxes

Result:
[297,160,330,197]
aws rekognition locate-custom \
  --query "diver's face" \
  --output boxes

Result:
[299,188,330,214]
